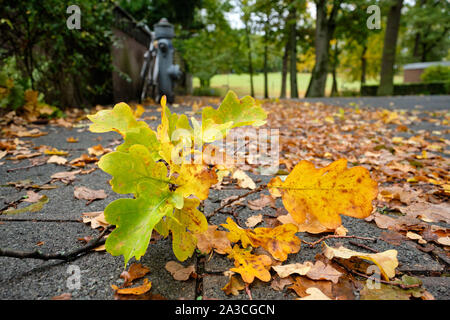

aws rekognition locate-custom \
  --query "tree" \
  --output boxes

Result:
[306,0,342,98]
[177,0,241,88]
[240,0,256,97]
[377,0,403,96]
[0,0,114,107]
[404,0,449,62]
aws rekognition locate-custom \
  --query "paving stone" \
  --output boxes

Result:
[0,221,196,299]
[420,277,450,300]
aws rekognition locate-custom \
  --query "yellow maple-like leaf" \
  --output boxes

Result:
[221,217,301,261]
[268,159,378,231]
[323,243,398,280]
[227,245,272,283]
[251,224,301,261]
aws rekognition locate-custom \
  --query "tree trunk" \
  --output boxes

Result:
[280,40,289,99]
[330,41,339,97]
[244,20,255,97]
[263,29,269,98]
[306,0,340,98]
[360,43,367,93]
[288,6,298,98]
[377,0,403,96]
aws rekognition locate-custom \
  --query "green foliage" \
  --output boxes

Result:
[0,0,114,108]
[88,91,267,266]
[421,65,450,83]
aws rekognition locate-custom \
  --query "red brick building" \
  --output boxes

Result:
[403,61,450,83]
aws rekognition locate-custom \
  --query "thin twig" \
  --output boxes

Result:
[348,240,379,253]
[0,226,112,261]
[6,162,46,172]
[301,235,377,247]
[206,184,266,219]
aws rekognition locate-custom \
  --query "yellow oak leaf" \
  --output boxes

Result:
[221,217,301,261]
[227,245,272,283]
[174,164,218,200]
[268,159,378,231]
[250,224,301,261]
[222,275,245,296]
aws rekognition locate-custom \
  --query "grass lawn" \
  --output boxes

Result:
[193,72,403,98]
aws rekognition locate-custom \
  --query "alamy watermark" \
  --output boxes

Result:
[366,5,381,30]
[66,5,81,30]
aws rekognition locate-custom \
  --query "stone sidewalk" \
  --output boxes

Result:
[0,98,449,300]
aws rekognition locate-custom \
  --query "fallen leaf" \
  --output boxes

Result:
[247,194,276,210]
[51,293,72,300]
[245,214,263,228]
[82,211,109,229]
[47,155,67,165]
[406,231,427,244]
[270,276,293,291]
[23,190,43,203]
[3,195,49,215]
[268,159,378,232]
[272,262,313,278]
[195,225,231,254]
[437,236,450,246]
[323,243,398,280]
[226,245,272,283]
[222,275,245,296]
[51,170,81,184]
[232,169,256,189]
[120,263,150,287]
[66,137,79,143]
[296,287,332,300]
[44,148,68,156]
[88,144,111,157]
[74,186,107,205]
[111,278,152,295]
[305,260,342,284]
[165,261,196,281]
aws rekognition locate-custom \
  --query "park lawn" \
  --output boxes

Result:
[193,72,403,98]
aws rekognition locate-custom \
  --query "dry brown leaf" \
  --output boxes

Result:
[270,276,293,291]
[82,211,109,229]
[247,194,276,210]
[245,214,263,228]
[305,260,343,284]
[74,186,107,204]
[120,263,150,287]
[296,287,332,300]
[23,190,43,203]
[195,225,231,254]
[272,262,313,278]
[232,169,256,189]
[51,170,81,184]
[47,155,67,165]
[165,261,196,281]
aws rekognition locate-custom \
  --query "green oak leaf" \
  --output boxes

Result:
[168,198,207,261]
[104,181,174,266]
[116,127,160,161]
[200,90,267,141]
[87,102,148,135]
[98,144,169,195]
